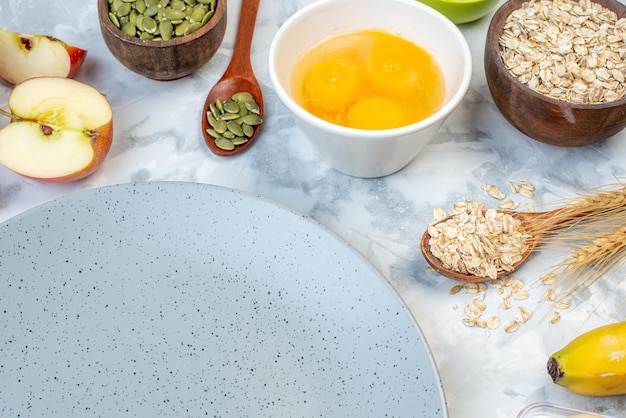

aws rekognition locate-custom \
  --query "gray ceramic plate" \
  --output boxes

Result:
[0,182,447,417]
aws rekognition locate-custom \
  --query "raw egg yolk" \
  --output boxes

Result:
[367,41,439,100]
[301,58,360,119]
[346,97,410,130]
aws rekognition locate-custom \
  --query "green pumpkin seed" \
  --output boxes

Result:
[237,101,249,116]
[184,21,203,35]
[145,0,159,6]
[109,12,121,28]
[190,6,207,23]
[116,2,132,17]
[135,14,145,31]
[241,114,263,126]
[215,138,235,151]
[205,128,221,139]
[227,120,244,137]
[201,10,214,25]
[122,21,137,36]
[174,20,191,37]
[219,113,240,121]
[212,119,228,134]
[231,92,253,102]
[242,123,254,137]
[139,31,154,40]
[244,101,260,114]
[231,137,248,146]
[170,0,186,10]
[215,98,224,113]
[159,19,174,40]
[222,100,239,114]
[143,4,159,16]
[142,15,157,33]
[135,0,147,13]
[206,112,217,127]
[164,8,186,20]
[209,103,220,120]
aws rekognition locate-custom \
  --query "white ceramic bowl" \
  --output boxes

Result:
[269,0,472,178]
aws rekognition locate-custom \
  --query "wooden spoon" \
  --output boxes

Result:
[201,0,263,156]
[420,207,589,283]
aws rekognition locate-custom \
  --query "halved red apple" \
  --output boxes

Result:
[0,28,87,85]
[0,77,113,182]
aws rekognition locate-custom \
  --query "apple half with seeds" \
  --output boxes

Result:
[0,77,113,182]
[0,28,87,85]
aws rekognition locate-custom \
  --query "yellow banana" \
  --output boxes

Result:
[547,321,626,396]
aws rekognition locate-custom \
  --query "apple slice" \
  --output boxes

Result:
[0,77,113,182]
[0,28,87,85]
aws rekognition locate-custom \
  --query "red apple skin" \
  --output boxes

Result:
[60,40,87,79]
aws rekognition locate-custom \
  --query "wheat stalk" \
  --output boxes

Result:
[530,182,626,313]
[534,184,626,237]
[542,225,626,300]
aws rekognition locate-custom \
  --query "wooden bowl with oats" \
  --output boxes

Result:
[484,0,626,147]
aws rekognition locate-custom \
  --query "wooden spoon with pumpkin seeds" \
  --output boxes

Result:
[201,0,264,156]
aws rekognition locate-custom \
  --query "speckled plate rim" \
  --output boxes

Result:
[0,181,447,417]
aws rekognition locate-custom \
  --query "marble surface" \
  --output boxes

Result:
[1,0,625,417]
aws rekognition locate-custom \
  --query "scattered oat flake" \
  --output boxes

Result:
[540,272,557,285]
[465,304,483,319]
[474,299,487,311]
[517,306,533,323]
[519,187,534,199]
[450,285,462,295]
[499,199,519,210]
[463,318,477,327]
[487,316,500,330]
[553,299,571,310]
[549,311,561,324]
[433,207,448,221]
[544,288,556,301]
[519,181,535,191]
[481,183,506,200]
[504,320,520,333]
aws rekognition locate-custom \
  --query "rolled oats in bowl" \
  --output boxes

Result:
[499,0,626,104]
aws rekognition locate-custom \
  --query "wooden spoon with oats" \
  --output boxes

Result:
[420,207,592,283]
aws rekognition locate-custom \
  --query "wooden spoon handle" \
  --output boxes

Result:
[223,0,261,78]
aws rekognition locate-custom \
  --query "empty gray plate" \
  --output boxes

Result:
[0,182,447,417]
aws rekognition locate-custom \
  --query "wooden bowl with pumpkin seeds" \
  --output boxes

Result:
[484,0,626,147]
[98,0,226,81]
